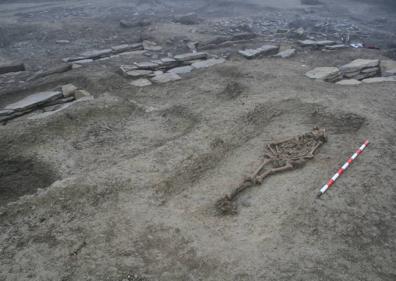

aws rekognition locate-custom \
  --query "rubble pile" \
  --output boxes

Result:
[121,52,225,87]
[306,58,396,84]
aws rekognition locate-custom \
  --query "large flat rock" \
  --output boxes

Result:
[151,73,181,83]
[305,67,342,82]
[238,45,279,59]
[340,59,380,74]
[167,66,193,74]
[5,91,63,111]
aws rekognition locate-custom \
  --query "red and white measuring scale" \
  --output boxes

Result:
[317,140,369,197]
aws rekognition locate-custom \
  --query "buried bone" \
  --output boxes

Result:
[216,127,327,215]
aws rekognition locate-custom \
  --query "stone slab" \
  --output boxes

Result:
[340,59,380,74]
[238,45,279,59]
[130,79,152,87]
[305,67,342,82]
[167,66,193,74]
[336,79,361,85]
[151,73,181,83]
[274,48,296,58]
[5,91,63,111]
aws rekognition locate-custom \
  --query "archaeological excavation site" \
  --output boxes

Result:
[0,0,395,280]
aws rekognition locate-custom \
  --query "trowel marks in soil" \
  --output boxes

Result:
[0,157,58,205]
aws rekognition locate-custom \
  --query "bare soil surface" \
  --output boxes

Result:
[0,1,395,281]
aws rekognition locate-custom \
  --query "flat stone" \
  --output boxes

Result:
[111,44,132,53]
[305,67,342,82]
[274,48,296,58]
[167,66,193,74]
[79,49,112,59]
[325,44,348,50]
[0,109,14,116]
[56,40,70,44]
[134,61,160,70]
[0,63,25,75]
[340,59,380,74]
[238,45,279,59]
[174,52,208,61]
[380,60,396,77]
[361,67,379,74]
[130,79,152,87]
[143,40,162,51]
[299,40,336,47]
[5,91,63,111]
[151,73,181,83]
[125,70,154,78]
[362,77,396,83]
[73,59,93,64]
[192,58,225,69]
[336,79,361,85]
[62,84,78,97]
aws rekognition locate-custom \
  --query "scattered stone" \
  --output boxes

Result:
[151,73,181,83]
[79,49,112,59]
[299,40,336,47]
[5,91,63,111]
[124,70,154,78]
[120,19,151,28]
[380,60,396,77]
[305,67,342,82]
[0,63,26,75]
[134,61,160,70]
[130,79,152,87]
[325,44,348,50]
[74,89,91,99]
[143,40,162,51]
[192,58,225,69]
[274,48,296,58]
[238,45,279,59]
[231,33,257,41]
[56,40,70,44]
[62,84,78,97]
[336,79,361,85]
[167,66,193,74]
[362,77,396,83]
[173,13,202,25]
[174,52,208,62]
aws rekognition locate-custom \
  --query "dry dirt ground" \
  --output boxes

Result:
[0,1,395,281]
